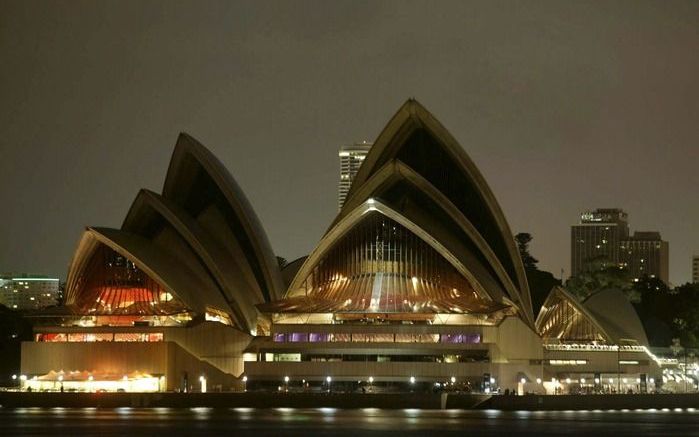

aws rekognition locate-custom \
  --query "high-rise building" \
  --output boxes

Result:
[620,232,669,283]
[571,209,670,284]
[0,274,59,310]
[337,142,372,210]
[571,208,629,276]
[693,255,699,283]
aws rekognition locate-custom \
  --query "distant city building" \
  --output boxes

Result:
[693,255,699,283]
[620,232,669,284]
[571,208,629,276]
[571,209,669,284]
[337,142,372,210]
[0,274,59,310]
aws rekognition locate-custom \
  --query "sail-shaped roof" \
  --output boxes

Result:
[338,100,532,321]
[162,133,284,303]
[121,189,258,331]
[267,100,532,325]
[535,286,613,343]
[584,289,649,346]
[63,133,283,333]
[64,227,228,319]
[259,199,508,318]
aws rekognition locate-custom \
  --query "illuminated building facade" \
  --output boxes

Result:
[22,133,283,392]
[0,274,59,310]
[21,100,657,394]
[571,209,670,285]
[338,142,372,210]
[620,232,669,283]
[245,100,542,392]
[536,286,660,394]
[571,209,629,276]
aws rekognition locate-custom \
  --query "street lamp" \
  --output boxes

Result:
[199,375,207,393]
[409,376,416,384]
[11,374,17,380]
[536,378,542,384]
[450,376,456,384]
[368,376,374,384]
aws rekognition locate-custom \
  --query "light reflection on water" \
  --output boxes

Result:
[2,406,699,435]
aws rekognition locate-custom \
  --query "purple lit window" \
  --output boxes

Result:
[440,334,480,344]
[288,333,309,342]
[273,333,286,342]
[309,333,331,342]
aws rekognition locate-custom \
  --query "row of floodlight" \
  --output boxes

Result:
[545,376,655,385]
[248,375,485,385]
[11,374,166,382]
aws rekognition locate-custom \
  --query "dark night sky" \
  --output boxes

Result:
[1,1,698,285]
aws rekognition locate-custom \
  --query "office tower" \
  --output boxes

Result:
[0,274,59,310]
[620,232,669,283]
[337,142,372,210]
[571,209,629,277]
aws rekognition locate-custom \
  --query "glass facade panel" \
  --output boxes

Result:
[440,333,481,344]
[36,332,163,342]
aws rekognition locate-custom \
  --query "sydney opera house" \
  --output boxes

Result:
[20,100,659,394]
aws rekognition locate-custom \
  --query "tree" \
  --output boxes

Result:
[565,256,637,302]
[0,305,33,385]
[276,256,288,269]
[634,280,699,348]
[514,233,539,270]
[514,233,561,317]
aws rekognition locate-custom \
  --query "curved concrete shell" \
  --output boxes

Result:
[535,286,613,343]
[537,287,649,346]
[121,189,259,332]
[268,199,510,318]
[334,159,524,311]
[63,133,284,333]
[335,100,533,324]
[584,289,649,346]
[64,227,230,319]
[162,133,284,303]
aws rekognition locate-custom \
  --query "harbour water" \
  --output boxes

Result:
[2,407,699,436]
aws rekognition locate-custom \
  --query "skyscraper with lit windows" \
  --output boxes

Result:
[619,232,669,284]
[571,209,629,276]
[337,142,372,210]
[0,274,59,310]
[571,209,669,284]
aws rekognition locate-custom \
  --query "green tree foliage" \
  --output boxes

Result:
[514,233,561,317]
[634,279,699,348]
[564,256,638,302]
